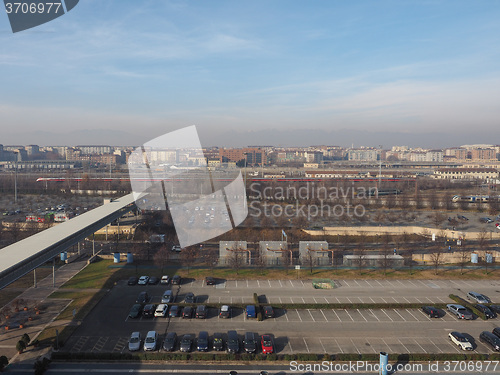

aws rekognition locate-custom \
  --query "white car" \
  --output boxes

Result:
[128,331,141,351]
[154,304,168,317]
[449,331,473,350]
[138,276,149,285]
[143,331,158,351]
[160,275,171,285]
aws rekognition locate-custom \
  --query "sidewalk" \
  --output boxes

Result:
[1,255,90,367]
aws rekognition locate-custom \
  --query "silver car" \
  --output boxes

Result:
[128,331,141,351]
[467,291,490,304]
[143,331,158,351]
[447,304,473,320]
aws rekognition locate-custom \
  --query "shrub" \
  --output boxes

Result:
[0,355,8,371]
[21,333,30,345]
[16,340,26,353]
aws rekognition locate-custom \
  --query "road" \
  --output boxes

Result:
[6,362,500,375]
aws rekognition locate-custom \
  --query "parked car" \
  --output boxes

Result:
[422,306,441,318]
[169,305,181,317]
[467,291,491,304]
[196,305,207,319]
[128,331,141,351]
[480,217,494,223]
[182,306,193,319]
[448,331,473,351]
[180,334,194,352]
[142,304,156,318]
[148,276,159,285]
[264,306,275,319]
[160,275,171,285]
[143,331,158,351]
[227,330,239,353]
[128,304,142,319]
[491,305,500,314]
[161,290,173,304]
[154,304,168,317]
[205,276,216,285]
[172,245,181,252]
[138,276,150,285]
[127,276,138,286]
[172,275,181,285]
[479,331,500,351]
[244,332,257,353]
[197,331,209,352]
[162,332,177,351]
[474,304,497,319]
[184,292,195,304]
[213,332,224,351]
[246,305,256,319]
[492,327,500,339]
[220,305,231,318]
[447,304,474,320]
[261,335,273,354]
[136,291,149,304]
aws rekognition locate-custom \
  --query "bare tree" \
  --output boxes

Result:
[429,245,445,275]
[378,233,392,276]
[227,247,245,275]
[180,246,198,275]
[301,250,315,275]
[153,244,170,274]
[203,248,219,275]
[431,212,446,228]
[282,250,292,275]
[458,247,469,275]
[254,246,267,275]
[405,247,416,275]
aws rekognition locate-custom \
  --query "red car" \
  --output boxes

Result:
[261,335,273,354]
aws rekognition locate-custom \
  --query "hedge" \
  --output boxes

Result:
[50,352,500,362]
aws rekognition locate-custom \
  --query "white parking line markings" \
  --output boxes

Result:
[381,309,393,321]
[332,309,341,321]
[313,297,318,303]
[307,310,315,322]
[413,338,426,353]
[403,297,411,303]
[268,280,272,287]
[334,338,343,353]
[393,309,406,321]
[369,297,376,303]
[344,309,354,321]
[346,297,353,303]
[296,309,303,322]
[398,338,410,353]
[351,339,361,354]
[303,338,310,353]
[405,309,420,321]
[318,338,327,353]
[320,309,328,321]
[357,309,368,321]
[369,309,380,321]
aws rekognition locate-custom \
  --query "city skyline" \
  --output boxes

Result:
[1,1,500,146]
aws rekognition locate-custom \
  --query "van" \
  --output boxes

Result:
[243,332,257,353]
[245,305,256,319]
[161,290,173,303]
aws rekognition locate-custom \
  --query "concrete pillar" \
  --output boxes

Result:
[92,233,95,256]
[33,268,37,288]
[379,352,388,375]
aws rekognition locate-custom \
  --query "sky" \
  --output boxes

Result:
[1,0,500,147]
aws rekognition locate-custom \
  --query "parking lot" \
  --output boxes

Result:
[61,277,500,355]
